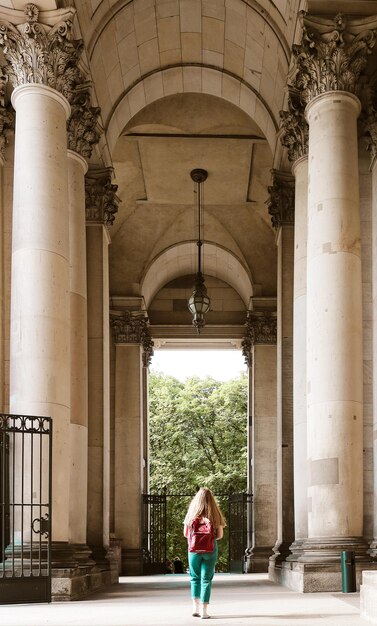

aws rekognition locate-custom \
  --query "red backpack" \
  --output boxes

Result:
[188,517,215,553]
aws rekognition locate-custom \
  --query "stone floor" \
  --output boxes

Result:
[0,573,371,626]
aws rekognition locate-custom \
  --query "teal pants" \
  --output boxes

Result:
[188,542,218,603]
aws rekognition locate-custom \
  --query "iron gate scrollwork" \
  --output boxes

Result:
[228,492,252,573]
[0,414,52,604]
[142,493,167,574]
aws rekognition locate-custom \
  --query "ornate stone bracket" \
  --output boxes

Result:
[279,88,308,163]
[85,168,120,228]
[0,4,84,102]
[241,311,277,366]
[266,170,295,229]
[292,12,377,106]
[67,83,101,158]
[110,312,154,367]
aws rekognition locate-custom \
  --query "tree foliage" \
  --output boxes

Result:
[149,371,248,571]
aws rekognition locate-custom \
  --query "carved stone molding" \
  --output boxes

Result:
[67,84,101,158]
[267,170,295,229]
[0,4,83,102]
[110,312,154,367]
[0,70,14,163]
[85,168,120,228]
[362,79,377,167]
[242,311,277,366]
[279,89,308,163]
[292,12,377,105]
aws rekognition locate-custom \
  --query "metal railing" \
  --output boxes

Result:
[0,414,52,604]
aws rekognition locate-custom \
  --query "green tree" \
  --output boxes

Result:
[149,371,247,571]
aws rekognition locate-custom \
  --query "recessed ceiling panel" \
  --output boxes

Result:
[138,137,254,204]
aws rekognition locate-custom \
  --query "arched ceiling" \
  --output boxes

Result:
[142,242,253,308]
[108,92,277,299]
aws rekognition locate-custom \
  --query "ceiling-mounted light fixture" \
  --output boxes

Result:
[188,168,210,334]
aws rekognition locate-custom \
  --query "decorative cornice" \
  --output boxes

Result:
[85,168,120,228]
[110,312,154,367]
[242,311,277,366]
[67,84,101,158]
[267,170,295,229]
[292,12,377,105]
[0,4,83,102]
[279,89,308,162]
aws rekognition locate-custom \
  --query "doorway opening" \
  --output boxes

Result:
[144,349,250,574]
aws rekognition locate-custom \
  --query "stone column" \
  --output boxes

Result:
[67,88,100,567]
[0,76,14,413]
[242,312,278,572]
[11,81,76,594]
[111,312,153,575]
[86,170,119,574]
[267,172,295,569]
[365,97,377,559]
[280,95,309,555]
[288,13,377,591]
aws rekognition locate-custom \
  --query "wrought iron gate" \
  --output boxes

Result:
[228,492,252,573]
[142,493,166,574]
[142,491,251,574]
[0,414,52,604]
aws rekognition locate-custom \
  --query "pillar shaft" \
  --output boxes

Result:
[68,150,88,546]
[276,224,294,557]
[10,84,70,542]
[114,343,143,575]
[250,343,278,571]
[292,156,309,545]
[371,157,377,556]
[306,92,363,539]
[86,224,111,552]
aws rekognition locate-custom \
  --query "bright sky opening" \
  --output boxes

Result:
[151,350,247,382]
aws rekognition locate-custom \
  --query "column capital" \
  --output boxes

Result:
[267,170,295,229]
[292,12,376,106]
[241,311,277,365]
[85,168,120,228]
[67,84,102,159]
[110,312,154,367]
[0,4,83,102]
[279,89,308,163]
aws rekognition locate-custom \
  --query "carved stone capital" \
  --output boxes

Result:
[267,170,295,229]
[67,84,101,158]
[85,168,120,228]
[110,312,154,367]
[0,4,83,102]
[242,311,277,365]
[0,103,14,163]
[292,12,377,105]
[279,89,308,162]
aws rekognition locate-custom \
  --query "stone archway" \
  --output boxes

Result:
[141,242,253,309]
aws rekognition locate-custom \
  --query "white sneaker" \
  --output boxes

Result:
[201,603,210,619]
[192,598,200,617]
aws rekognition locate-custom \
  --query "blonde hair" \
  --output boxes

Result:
[184,487,227,528]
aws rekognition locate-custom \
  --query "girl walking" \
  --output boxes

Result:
[184,488,226,619]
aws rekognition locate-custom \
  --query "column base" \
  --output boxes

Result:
[369,539,377,559]
[361,571,377,623]
[270,539,293,564]
[106,536,123,575]
[51,542,118,601]
[269,537,377,592]
[121,548,144,575]
[245,546,274,573]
